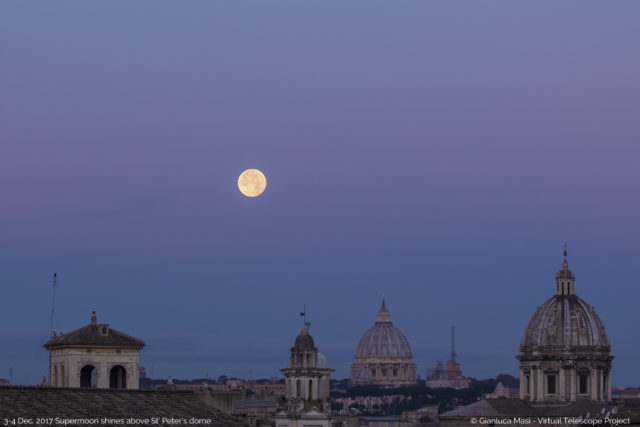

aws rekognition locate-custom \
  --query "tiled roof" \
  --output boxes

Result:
[0,386,246,426]
[44,324,145,349]
[235,400,278,409]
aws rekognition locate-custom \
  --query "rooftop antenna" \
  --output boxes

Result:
[299,305,310,328]
[48,273,57,386]
[50,273,57,338]
[451,325,457,362]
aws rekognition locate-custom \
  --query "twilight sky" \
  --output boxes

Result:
[1,2,639,386]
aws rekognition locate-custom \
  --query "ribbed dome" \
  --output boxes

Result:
[521,253,609,349]
[354,299,413,359]
[521,295,609,348]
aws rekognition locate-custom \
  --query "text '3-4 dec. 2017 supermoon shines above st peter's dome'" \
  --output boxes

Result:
[238,169,267,197]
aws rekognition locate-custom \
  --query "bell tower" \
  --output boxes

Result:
[276,309,334,427]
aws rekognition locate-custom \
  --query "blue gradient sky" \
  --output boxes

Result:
[1,2,639,386]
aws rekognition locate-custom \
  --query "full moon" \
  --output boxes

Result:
[238,169,267,197]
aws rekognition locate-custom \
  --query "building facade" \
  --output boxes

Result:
[350,299,417,388]
[43,311,145,389]
[517,250,614,402]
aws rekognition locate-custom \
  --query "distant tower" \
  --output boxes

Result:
[517,248,613,402]
[426,326,470,389]
[445,325,460,373]
[43,311,145,389]
[275,310,334,427]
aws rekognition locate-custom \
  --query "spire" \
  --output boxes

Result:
[556,244,576,296]
[376,298,391,324]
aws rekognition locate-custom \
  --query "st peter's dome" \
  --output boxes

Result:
[350,299,417,388]
[354,299,414,359]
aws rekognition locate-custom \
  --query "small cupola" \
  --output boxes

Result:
[555,244,576,296]
[375,298,391,324]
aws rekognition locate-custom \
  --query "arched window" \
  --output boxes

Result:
[109,365,127,389]
[80,365,97,388]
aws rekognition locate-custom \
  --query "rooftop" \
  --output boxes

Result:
[0,386,245,426]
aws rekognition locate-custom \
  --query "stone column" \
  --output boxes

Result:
[569,368,576,401]
[591,369,597,400]
[100,362,108,389]
[598,368,603,401]
[559,368,565,401]
[519,368,525,400]
[537,368,544,402]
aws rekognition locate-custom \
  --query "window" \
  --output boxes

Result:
[381,369,387,377]
[296,379,301,397]
[393,369,398,377]
[371,369,376,377]
[547,375,556,395]
[579,374,588,395]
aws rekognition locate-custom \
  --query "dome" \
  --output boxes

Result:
[354,299,413,360]
[517,249,613,403]
[317,352,329,369]
[520,252,610,349]
[521,294,609,348]
[294,325,315,348]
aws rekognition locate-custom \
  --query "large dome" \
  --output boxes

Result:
[350,299,417,388]
[354,300,413,360]
[521,294,609,348]
[516,250,613,403]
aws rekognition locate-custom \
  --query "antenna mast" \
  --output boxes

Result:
[50,273,57,337]
[451,325,456,362]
